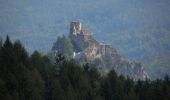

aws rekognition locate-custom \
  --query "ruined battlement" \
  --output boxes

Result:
[70,21,91,36]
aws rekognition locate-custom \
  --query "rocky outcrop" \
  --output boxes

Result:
[52,21,149,80]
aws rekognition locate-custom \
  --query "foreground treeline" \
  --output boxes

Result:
[0,36,170,100]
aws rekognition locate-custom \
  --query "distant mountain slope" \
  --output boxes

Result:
[0,0,170,78]
[103,29,170,79]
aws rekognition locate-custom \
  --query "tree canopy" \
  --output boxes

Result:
[0,36,170,100]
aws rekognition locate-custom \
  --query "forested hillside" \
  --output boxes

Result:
[0,36,170,100]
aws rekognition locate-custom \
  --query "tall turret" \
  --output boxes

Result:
[70,21,82,36]
[70,21,92,36]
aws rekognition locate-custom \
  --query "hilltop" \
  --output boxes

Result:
[51,21,149,80]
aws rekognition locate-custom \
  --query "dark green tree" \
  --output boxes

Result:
[0,36,2,49]
[0,78,11,100]
[51,79,64,100]
[13,40,29,66]
[29,69,45,100]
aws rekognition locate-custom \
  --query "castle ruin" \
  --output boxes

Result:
[70,21,92,36]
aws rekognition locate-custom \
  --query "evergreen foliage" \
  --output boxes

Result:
[0,36,2,49]
[0,36,170,100]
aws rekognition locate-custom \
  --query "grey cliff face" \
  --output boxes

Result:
[52,21,149,80]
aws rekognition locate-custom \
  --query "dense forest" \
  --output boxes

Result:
[0,36,170,100]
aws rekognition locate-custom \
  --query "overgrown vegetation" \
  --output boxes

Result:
[0,36,170,100]
[52,35,74,59]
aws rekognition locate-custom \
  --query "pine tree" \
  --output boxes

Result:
[0,35,15,78]
[0,36,2,49]
[0,78,11,100]
[3,35,12,48]
[29,69,45,100]
[13,40,29,66]
[51,79,64,100]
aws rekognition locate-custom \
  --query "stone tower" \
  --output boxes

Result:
[70,21,82,36]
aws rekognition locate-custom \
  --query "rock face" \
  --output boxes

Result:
[52,21,149,80]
